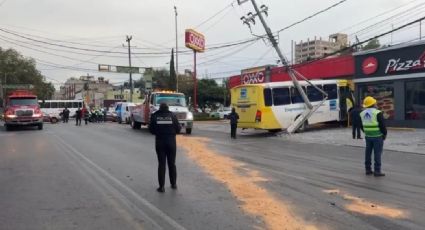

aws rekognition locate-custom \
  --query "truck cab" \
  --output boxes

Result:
[130,91,194,134]
[3,90,43,131]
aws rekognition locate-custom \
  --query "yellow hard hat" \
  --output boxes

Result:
[363,96,377,108]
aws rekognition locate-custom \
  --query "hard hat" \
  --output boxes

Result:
[363,96,377,108]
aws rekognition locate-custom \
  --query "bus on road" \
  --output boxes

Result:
[38,99,84,122]
[230,80,352,132]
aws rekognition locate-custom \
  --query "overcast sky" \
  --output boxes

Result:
[0,0,423,88]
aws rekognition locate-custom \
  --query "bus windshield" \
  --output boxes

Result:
[9,98,38,106]
[155,94,186,107]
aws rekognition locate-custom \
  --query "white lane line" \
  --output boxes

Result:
[54,135,187,230]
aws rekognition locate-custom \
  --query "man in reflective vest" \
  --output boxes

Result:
[149,103,181,193]
[360,96,387,177]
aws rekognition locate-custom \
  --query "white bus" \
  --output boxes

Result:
[39,99,84,121]
[230,79,352,132]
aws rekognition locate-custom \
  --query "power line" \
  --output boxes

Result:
[276,0,349,34]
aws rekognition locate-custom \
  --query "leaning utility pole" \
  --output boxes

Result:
[126,35,133,102]
[239,0,328,133]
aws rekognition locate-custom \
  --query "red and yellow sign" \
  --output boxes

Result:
[185,29,205,53]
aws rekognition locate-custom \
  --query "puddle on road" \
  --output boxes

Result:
[324,189,407,219]
[178,136,318,230]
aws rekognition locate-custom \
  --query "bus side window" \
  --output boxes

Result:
[78,102,82,108]
[44,102,50,108]
[291,87,305,104]
[323,84,338,100]
[39,102,45,108]
[50,102,58,108]
[307,85,323,102]
[263,88,272,107]
[66,102,72,108]
[272,87,290,106]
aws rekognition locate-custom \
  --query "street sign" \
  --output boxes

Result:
[98,64,111,72]
[144,74,153,91]
[116,66,140,74]
[3,84,34,89]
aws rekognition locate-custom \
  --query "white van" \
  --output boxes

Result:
[115,102,136,124]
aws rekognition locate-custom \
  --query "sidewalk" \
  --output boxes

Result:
[279,127,425,155]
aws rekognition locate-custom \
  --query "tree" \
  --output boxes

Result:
[169,49,177,91]
[0,47,55,103]
[362,38,381,51]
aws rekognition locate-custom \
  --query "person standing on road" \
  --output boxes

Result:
[350,103,363,139]
[360,96,387,177]
[62,107,70,123]
[228,107,239,139]
[149,103,181,193]
[75,108,82,126]
[82,107,89,125]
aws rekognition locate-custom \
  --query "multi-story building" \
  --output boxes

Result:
[295,33,348,64]
[59,75,113,108]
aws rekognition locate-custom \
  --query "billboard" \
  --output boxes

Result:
[185,29,205,53]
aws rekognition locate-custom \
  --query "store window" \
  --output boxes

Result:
[405,80,425,120]
[359,83,394,120]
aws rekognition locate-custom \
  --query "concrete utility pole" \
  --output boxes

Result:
[174,6,179,92]
[126,35,133,102]
[239,0,328,133]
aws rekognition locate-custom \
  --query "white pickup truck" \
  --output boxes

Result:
[130,91,194,134]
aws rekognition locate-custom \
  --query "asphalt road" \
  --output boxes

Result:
[0,121,424,230]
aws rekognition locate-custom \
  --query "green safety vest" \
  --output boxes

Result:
[360,108,383,137]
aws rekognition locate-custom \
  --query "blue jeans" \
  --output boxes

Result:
[365,137,384,172]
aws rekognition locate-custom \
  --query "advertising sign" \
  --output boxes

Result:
[185,29,205,53]
[355,43,425,78]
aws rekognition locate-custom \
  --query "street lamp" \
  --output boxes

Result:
[174,5,179,92]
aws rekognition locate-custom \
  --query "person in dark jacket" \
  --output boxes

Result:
[360,96,387,177]
[228,107,239,139]
[149,103,181,193]
[62,107,70,123]
[350,103,363,139]
[75,108,82,126]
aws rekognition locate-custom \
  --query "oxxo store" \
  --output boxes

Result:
[354,41,425,128]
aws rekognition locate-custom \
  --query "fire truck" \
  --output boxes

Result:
[3,90,43,131]
[130,91,193,134]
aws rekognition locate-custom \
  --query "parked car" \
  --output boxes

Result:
[217,107,232,119]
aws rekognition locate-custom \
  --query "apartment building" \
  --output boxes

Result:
[295,33,348,64]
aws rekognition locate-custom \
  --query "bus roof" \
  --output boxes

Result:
[233,79,345,89]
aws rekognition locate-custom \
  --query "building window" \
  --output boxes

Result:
[405,80,425,120]
[359,83,394,120]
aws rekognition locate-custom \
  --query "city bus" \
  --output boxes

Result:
[230,80,352,132]
[38,99,84,121]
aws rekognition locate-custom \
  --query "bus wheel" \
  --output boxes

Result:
[268,129,282,133]
[296,121,308,133]
[185,128,192,134]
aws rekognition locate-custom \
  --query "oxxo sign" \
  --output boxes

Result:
[185,29,205,52]
[241,71,265,84]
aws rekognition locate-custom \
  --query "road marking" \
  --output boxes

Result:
[54,135,187,230]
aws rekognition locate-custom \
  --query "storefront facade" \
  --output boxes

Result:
[354,41,425,128]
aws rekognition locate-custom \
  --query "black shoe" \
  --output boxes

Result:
[374,172,386,177]
[156,187,165,193]
[366,171,374,175]
[171,184,177,190]
[357,137,363,139]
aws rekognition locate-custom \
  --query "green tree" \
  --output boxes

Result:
[169,49,176,91]
[362,38,381,51]
[0,47,55,102]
